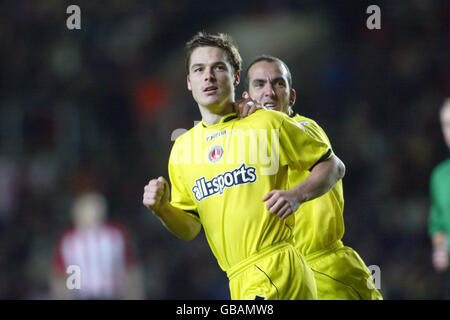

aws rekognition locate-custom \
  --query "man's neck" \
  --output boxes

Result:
[199,101,234,125]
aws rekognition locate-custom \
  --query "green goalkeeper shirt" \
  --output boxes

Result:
[429,158,450,250]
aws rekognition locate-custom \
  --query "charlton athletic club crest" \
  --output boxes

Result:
[209,145,224,163]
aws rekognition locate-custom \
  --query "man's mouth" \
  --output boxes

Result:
[203,86,218,94]
[263,102,278,110]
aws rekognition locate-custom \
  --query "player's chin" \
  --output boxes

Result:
[201,95,222,106]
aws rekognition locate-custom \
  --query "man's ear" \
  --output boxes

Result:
[233,71,240,87]
[289,88,296,107]
[187,75,192,91]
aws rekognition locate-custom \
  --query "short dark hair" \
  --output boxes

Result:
[185,31,242,76]
[245,55,292,90]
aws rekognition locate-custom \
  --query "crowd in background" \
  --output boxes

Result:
[0,0,448,299]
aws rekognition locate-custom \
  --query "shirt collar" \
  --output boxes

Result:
[201,113,238,128]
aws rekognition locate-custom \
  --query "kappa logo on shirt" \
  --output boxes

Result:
[192,163,257,201]
[205,130,227,142]
[294,120,313,137]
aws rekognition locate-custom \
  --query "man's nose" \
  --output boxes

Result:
[204,68,216,81]
[263,83,276,97]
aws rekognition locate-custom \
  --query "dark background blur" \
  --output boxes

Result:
[0,0,448,299]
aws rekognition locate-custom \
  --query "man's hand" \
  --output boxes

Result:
[432,233,449,272]
[262,189,304,220]
[142,177,201,241]
[432,246,449,272]
[143,176,170,214]
[233,91,261,119]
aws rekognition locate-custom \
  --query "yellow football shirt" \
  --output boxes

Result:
[168,109,330,272]
[288,114,345,257]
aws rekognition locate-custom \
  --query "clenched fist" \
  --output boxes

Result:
[143,176,170,213]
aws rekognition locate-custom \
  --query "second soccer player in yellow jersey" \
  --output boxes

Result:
[236,55,383,300]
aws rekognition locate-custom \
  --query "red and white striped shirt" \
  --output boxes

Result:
[53,222,134,299]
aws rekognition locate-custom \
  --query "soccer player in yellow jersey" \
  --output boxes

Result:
[235,54,383,300]
[143,33,345,300]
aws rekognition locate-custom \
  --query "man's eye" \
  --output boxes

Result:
[275,81,286,87]
[194,68,202,73]
[215,65,226,70]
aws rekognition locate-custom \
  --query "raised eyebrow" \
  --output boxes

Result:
[272,77,286,84]
[251,79,267,86]
[191,61,226,70]
[190,63,204,70]
[213,61,227,68]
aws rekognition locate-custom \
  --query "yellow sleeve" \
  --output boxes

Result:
[279,116,332,171]
[292,115,332,147]
[168,138,201,222]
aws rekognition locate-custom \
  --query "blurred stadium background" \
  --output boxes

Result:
[0,0,448,299]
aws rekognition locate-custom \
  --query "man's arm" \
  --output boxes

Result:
[143,177,201,241]
[292,154,345,203]
[429,172,449,272]
[264,155,345,219]
[431,232,448,272]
